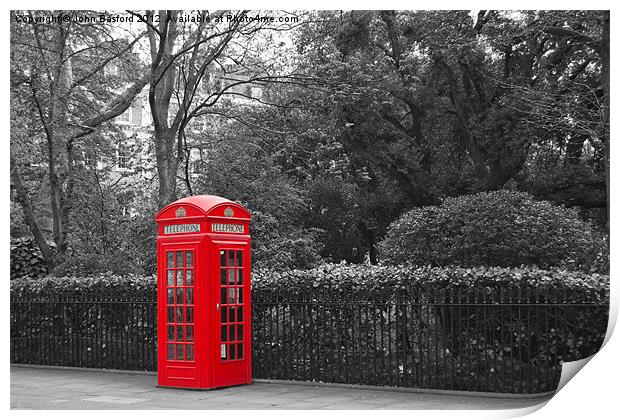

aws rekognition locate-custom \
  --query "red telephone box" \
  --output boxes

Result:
[155,195,252,389]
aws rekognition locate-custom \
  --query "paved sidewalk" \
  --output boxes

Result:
[11,366,552,410]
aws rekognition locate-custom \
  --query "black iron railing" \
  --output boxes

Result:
[11,285,608,394]
[11,289,158,371]
[252,286,608,393]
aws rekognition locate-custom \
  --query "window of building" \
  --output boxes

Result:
[106,63,119,76]
[83,151,94,166]
[117,142,130,169]
[117,110,131,124]
[116,99,143,126]
[252,86,263,99]
[191,160,203,174]
[131,98,142,126]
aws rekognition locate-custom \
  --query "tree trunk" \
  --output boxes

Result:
[47,42,74,267]
[565,134,585,166]
[10,161,56,270]
[155,128,180,207]
[485,150,528,190]
[148,12,181,208]
[358,221,378,265]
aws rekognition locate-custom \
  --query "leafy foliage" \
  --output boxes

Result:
[251,211,322,270]
[11,273,156,296]
[53,184,159,277]
[10,10,149,269]
[378,191,604,270]
[294,11,607,199]
[252,263,608,302]
[10,10,609,276]
[10,238,54,279]
[188,124,323,270]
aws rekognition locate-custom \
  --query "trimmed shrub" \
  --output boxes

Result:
[377,190,604,270]
[10,237,53,279]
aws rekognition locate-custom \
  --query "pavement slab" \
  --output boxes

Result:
[10,365,552,410]
[82,395,151,404]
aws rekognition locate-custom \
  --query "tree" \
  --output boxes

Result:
[473,11,609,219]
[141,10,299,206]
[189,115,323,270]
[10,10,608,274]
[10,10,149,270]
[293,10,609,220]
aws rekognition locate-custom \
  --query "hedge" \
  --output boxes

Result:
[252,264,608,301]
[12,263,609,304]
[11,265,609,393]
[11,273,156,296]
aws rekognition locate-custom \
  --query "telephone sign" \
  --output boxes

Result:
[163,223,200,234]
[211,223,244,233]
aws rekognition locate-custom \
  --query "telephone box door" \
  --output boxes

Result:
[158,244,200,388]
[214,245,251,387]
